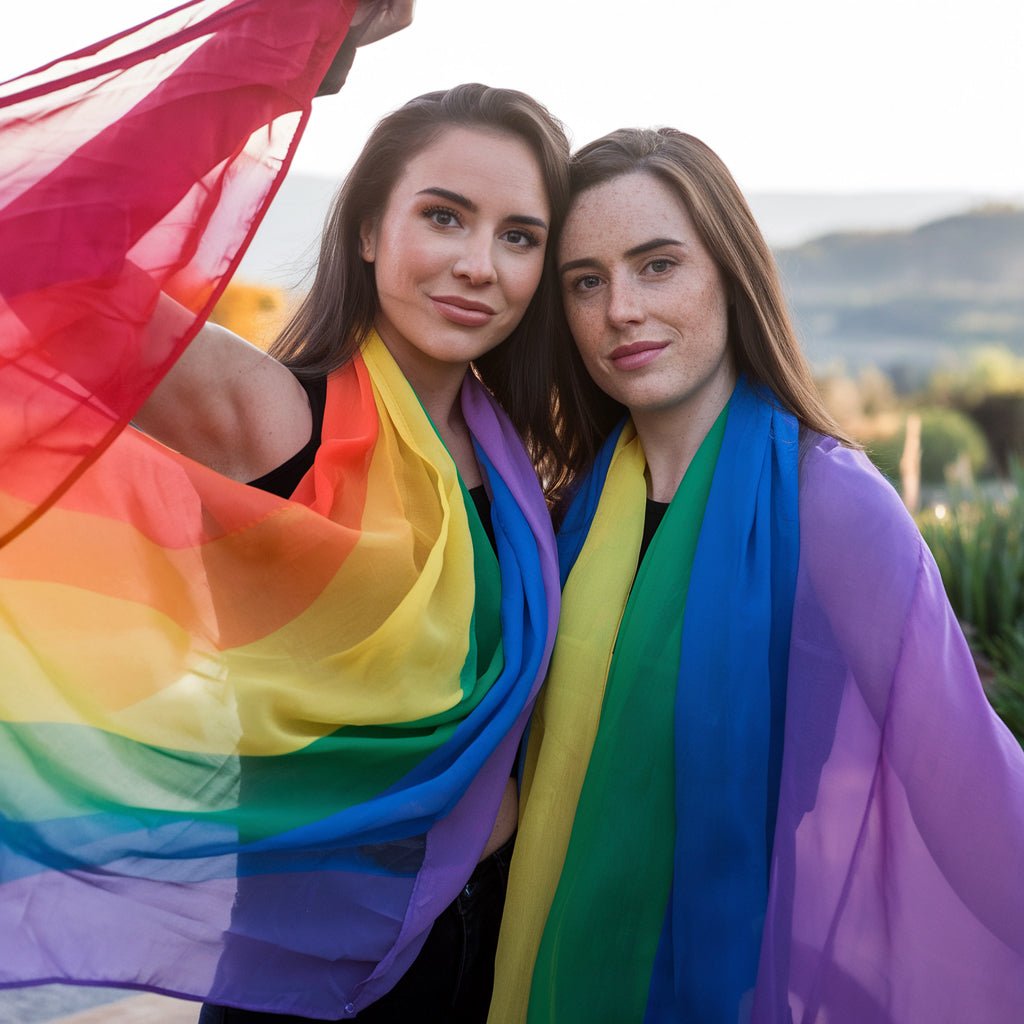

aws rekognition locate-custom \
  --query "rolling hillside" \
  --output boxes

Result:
[776,205,1024,371]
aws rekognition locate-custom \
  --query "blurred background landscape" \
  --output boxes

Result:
[4,1,1021,1018]
[215,180,1024,745]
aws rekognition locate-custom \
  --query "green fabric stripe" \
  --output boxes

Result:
[527,407,727,1024]
[2,490,504,841]
[419,385,504,698]
[1,718,452,836]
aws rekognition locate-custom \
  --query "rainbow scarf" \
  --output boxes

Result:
[0,3,559,1017]
[491,381,799,1023]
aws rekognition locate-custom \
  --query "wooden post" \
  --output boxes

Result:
[900,412,922,513]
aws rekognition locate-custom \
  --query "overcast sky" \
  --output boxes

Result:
[3,0,1022,196]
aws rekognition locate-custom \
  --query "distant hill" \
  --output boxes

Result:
[746,191,1011,248]
[777,205,1024,371]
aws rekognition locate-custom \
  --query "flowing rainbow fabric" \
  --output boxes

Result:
[0,3,559,1017]
[491,380,1024,1023]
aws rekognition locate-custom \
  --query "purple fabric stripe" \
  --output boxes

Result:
[752,438,1024,1022]
[348,380,558,1011]
[462,375,561,673]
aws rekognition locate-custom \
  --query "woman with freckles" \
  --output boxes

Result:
[0,2,567,1021]
[488,128,1024,1023]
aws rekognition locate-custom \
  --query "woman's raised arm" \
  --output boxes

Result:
[133,309,313,483]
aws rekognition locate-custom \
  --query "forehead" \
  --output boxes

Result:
[391,126,550,212]
[560,171,697,256]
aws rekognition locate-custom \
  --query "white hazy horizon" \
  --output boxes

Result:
[3,0,1023,198]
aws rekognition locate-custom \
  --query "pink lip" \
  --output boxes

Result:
[609,341,668,370]
[430,295,497,327]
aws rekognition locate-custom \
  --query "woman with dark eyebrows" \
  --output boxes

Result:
[0,3,569,1021]
[491,126,1024,1024]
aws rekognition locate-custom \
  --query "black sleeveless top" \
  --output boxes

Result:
[639,498,670,566]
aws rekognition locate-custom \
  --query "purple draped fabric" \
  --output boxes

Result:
[754,436,1024,1022]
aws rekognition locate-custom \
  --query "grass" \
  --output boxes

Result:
[918,462,1024,743]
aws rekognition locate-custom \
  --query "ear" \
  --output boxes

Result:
[359,218,377,263]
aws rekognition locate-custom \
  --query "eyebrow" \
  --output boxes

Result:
[417,187,548,230]
[559,237,685,275]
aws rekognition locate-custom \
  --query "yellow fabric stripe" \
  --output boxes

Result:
[489,425,646,1024]
[0,333,478,755]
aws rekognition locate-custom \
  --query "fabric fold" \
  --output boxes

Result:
[492,382,797,1022]
[492,382,1024,1023]
[0,0,352,544]
[0,4,560,1016]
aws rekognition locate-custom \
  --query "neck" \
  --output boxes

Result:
[416,373,467,439]
[374,321,467,428]
[632,373,736,503]
[373,320,480,484]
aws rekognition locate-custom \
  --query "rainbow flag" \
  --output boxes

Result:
[0,2,559,1016]
[492,384,1024,1022]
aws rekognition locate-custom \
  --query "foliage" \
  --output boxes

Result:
[868,407,990,484]
[919,463,1024,741]
[968,391,1024,473]
[919,471,1024,642]
[927,346,1024,407]
[209,280,290,351]
[986,628,1024,746]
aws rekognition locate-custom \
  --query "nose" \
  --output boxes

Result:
[453,235,498,286]
[606,274,645,327]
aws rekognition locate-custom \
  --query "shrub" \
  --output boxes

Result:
[919,477,1024,644]
[987,627,1024,747]
[919,464,1024,741]
[209,281,290,350]
[968,391,1024,473]
[868,407,991,484]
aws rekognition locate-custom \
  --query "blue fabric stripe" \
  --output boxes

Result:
[645,381,800,1021]
[2,448,549,883]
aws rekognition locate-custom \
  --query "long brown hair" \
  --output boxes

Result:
[269,83,571,466]
[551,128,855,490]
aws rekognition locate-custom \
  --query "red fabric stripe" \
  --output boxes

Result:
[0,0,356,545]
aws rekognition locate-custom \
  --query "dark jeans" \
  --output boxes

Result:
[198,834,514,1024]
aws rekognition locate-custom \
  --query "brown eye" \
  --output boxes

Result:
[502,228,541,249]
[423,206,461,228]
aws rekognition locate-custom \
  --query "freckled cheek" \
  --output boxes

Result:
[566,303,600,348]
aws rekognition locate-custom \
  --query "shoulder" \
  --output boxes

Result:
[796,433,927,624]
[799,434,921,556]
[136,321,314,481]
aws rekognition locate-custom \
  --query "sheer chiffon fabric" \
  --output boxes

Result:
[0,3,561,1017]
[754,436,1024,1022]
[0,0,351,543]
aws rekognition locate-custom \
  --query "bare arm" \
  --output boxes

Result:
[137,2,418,476]
[133,307,313,483]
